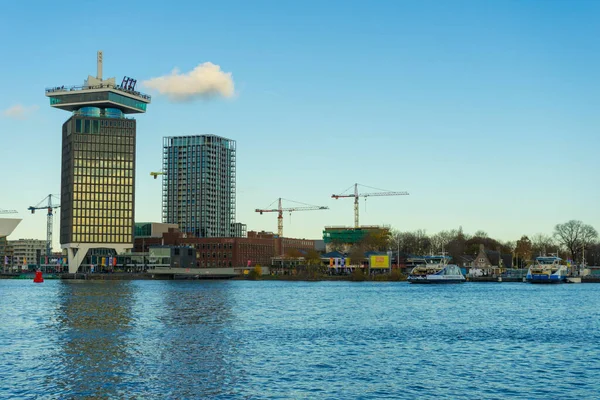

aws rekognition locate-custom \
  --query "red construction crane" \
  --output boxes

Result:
[256,198,329,237]
[332,183,409,228]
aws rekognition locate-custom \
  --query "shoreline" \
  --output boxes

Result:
[2,272,600,283]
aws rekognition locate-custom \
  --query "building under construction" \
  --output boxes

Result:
[323,225,391,253]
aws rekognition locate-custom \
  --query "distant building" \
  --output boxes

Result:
[0,236,9,269]
[472,244,512,276]
[8,239,47,267]
[232,222,247,238]
[248,230,316,256]
[162,135,237,238]
[0,218,21,268]
[134,222,178,238]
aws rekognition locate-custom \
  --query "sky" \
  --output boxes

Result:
[1,0,599,249]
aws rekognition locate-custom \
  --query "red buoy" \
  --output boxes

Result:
[33,270,44,283]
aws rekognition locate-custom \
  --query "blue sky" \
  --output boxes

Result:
[1,0,599,247]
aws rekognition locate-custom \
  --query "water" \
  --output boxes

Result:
[1,280,599,399]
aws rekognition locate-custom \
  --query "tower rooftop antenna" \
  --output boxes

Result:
[97,50,103,80]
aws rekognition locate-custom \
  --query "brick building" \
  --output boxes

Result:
[134,228,316,268]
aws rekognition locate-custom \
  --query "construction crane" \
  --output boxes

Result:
[332,183,409,228]
[150,171,165,179]
[28,194,60,257]
[0,209,17,214]
[256,198,329,237]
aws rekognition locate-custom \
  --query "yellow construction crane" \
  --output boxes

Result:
[150,171,165,179]
[256,198,328,237]
[332,183,409,228]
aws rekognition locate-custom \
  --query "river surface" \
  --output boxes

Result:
[1,280,599,399]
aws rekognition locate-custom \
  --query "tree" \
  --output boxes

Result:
[531,233,556,257]
[285,248,303,258]
[396,230,430,255]
[514,235,532,268]
[430,230,457,254]
[584,242,600,266]
[248,265,262,279]
[362,230,391,251]
[349,244,367,267]
[554,220,598,262]
[473,230,488,238]
[305,250,322,266]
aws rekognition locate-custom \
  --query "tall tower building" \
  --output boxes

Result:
[162,135,236,238]
[45,52,150,273]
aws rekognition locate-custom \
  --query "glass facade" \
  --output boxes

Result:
[107,93,147,112]
[60,116,136,245]
[134,223,152,237]
[49,90,147,112]
[162,135,236,238]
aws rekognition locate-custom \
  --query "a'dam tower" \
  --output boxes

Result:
[45,51,150,273]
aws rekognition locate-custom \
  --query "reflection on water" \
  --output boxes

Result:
[2,280,600,399]
[52,281,238,398]
[55,281,135,398]
[132,281,238,398]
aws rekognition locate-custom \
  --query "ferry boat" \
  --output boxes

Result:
[407,255,466,284]
[526,255,568,283]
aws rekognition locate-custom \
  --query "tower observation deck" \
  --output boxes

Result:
[45,51,150,116]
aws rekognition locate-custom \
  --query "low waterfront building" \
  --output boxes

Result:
[133,226,318,268]
[8,239,48,267]
[471,244,513,276]
[148,246,196,269]
[0,218,21,269]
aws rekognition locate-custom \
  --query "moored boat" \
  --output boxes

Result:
[407,255,466,284]
[526,255,568,283]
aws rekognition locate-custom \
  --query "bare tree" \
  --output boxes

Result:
[554,220,598,262]
[531,233,556,256]
[396,230,431,255]
[430,230,457,254]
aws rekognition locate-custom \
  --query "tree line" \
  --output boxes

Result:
[326,220,599,267]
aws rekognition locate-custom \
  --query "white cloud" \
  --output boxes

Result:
[142,62,235,102]
[2,104,39,120]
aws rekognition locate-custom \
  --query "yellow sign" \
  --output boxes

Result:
[370,255,389,269]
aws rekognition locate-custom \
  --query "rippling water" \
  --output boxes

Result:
[1,280,599,399]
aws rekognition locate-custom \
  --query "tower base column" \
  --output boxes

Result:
[64,243,132,274]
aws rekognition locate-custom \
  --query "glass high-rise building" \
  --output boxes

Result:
[46,52,150,273]
[162,135,236,238]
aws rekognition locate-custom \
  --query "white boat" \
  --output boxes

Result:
[526,255,568,284]
[407,255,466,284]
